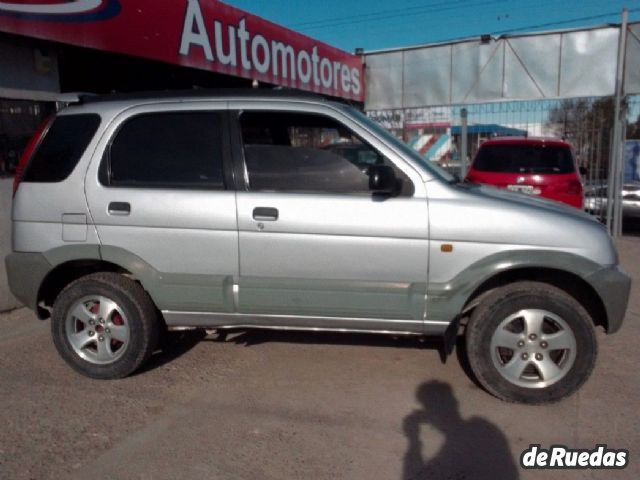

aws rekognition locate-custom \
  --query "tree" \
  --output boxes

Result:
[545,97,634,180]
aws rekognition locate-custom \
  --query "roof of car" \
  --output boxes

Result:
[77,88,330,105]
[480,136,572,147]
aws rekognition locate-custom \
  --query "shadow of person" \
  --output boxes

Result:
[402,381,518,480]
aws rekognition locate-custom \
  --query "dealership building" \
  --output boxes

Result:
[0,0,364,176]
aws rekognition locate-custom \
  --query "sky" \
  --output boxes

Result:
[226,0,640,53]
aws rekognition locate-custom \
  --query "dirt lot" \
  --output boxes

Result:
[1,238,639,480]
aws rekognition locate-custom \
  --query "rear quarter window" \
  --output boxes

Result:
[23,114,101,183]
[101,111,226,190]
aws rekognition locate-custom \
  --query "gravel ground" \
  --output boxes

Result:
[0,238,639,480]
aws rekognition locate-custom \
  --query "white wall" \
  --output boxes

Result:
[0,178,20,311]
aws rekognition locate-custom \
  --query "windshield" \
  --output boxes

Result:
[474,144,575,174]
[346,107,455,182]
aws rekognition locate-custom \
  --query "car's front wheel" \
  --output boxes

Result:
[465,281,597,404]
[51,272,159,379]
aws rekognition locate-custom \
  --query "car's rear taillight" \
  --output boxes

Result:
[550,179,583,196]
[13,115,54,197]
[566,180,583,195]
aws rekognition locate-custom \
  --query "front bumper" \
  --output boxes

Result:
[585,264,632,334]
[4,252,52,315]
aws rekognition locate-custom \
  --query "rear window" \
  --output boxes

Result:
[473,144,575,174]
[23,114,101,183]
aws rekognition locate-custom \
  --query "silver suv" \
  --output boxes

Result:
[5,91,631,404]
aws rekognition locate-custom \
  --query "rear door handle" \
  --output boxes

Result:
[252,207,278,221]
[108,202,131,216]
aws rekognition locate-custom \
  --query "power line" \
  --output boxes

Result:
[293,0,616,34]
[296,0,508,31]
[290,0,473,28]
[492,8,640,35]
[333,4,637,49]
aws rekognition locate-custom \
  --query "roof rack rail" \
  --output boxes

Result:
[55,92,97,104]
[80,88,327,104]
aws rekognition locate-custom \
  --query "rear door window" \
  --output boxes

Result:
[102,112,226,189]
[474,144,575,174]
[23,114,101,183]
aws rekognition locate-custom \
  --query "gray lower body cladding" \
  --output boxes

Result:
[584,265,632,333]
[4,252,52,315]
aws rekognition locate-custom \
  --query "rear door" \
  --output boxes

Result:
[85,102,239,314]
[229,101,430,333]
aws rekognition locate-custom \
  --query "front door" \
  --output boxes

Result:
[230,105,429,332]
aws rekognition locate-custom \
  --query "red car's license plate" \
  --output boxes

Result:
[507,184,539,195]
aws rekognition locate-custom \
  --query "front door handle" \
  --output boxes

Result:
[108,202,131,216]
[252,207,278,221]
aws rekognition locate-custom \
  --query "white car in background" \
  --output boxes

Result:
[585,183,640,219]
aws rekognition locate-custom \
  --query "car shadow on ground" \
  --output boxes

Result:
[134,327,455,376]
[401,380,519,480]
[134,328,207,375]
[207,328,446,357]
[208,329,485,386]
[139,327,489,394]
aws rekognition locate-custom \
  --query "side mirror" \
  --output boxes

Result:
[369,164,397,194]
[579,166,588,176]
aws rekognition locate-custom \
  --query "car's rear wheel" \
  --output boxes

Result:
[465,281,597,404]
[51,272,159,379]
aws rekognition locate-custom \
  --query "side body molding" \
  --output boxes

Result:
[99,246,235,313]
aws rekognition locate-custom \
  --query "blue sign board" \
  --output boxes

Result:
[625,140,640,182]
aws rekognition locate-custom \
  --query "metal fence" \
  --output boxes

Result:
[367,95,640,230]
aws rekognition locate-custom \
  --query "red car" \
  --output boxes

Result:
[465,137,584,209]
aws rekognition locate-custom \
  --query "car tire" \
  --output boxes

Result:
[465,281,597,404]
[51,272,159,379]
